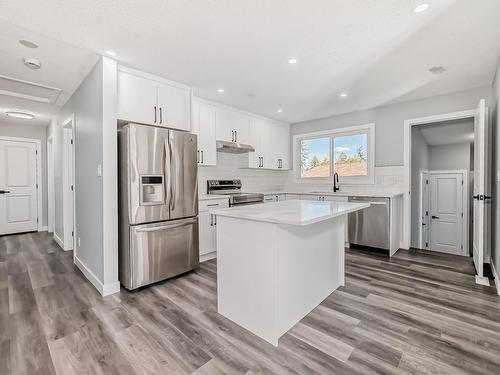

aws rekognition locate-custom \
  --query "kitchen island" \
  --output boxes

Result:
[211,199,369,346]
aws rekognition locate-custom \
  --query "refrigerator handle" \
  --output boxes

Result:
[135,218,197,232]
[168,132,177,211]
[164,138,172,211]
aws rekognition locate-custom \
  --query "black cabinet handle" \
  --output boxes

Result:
[235,130,237,143]
[154,106,157,123]
[159,107,163,124]
[201,150,204,164]
[473,195,480,200]
[431,215,439,219]
[0,190,10,194]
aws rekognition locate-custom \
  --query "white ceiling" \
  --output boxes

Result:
[419,118,474,146]
[0,21,98,127]
[1,0,500,125]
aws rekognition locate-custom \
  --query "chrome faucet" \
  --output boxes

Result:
[333,172,340,192]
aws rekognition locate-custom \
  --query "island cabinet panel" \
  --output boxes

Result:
[192,100,217,166]
[198,198,229,262]
[216,215,346,346]
[117,67,191,131]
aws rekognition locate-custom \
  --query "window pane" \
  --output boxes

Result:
[333,133,368,177]
[300,137,330,178]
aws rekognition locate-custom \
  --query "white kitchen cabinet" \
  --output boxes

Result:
[117,67,191,131]
[192,100,216,166]
[198,198,229,262]
[215,107,250,144]
[272,121,290,170]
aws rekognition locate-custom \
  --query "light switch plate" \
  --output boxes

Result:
[97,164,102,177]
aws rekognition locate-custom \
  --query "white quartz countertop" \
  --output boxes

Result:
[250,190,404,198]
[199,194,230,201]
[210,200,370,226]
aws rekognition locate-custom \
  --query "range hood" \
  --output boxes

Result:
[216,140,255,154]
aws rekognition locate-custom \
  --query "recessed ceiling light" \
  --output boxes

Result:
[429,66,446,74]
[23,57,41,69]
[277,108,283,113]
[6,111,35,119]
[288,57,298,64]
[19,39,38,48]
[217,88,225,93]
[105,50,116,56]
[339,92,349,98]
[413,3,430,13]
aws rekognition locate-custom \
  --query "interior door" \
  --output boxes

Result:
[420,171,430,249]
[473,99,488,281]
[0,139,38,235]
[429,173,463,255]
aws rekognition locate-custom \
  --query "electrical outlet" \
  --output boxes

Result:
[78,237,81,247]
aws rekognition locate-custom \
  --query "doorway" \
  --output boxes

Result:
[47,136,54,233]
[404,99,490,284]
[0,136,42,235]
[62,115,75,251]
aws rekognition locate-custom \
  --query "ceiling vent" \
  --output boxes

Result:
[23,57,42,69]
[0,75,62,104]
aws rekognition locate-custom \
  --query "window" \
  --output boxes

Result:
[295,124,374,184]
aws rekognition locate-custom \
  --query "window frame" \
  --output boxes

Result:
[293,123,375,185]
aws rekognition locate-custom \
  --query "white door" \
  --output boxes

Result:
[117,71,158,125]
[0,139,38,235]
[473,99,488,281]
[429,173,463,255]
[420,171,430,250]
[157,82,191,131]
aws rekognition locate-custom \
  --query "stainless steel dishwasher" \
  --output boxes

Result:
[348,196,390,250]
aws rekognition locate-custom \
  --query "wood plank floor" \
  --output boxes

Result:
[1,232,500,374]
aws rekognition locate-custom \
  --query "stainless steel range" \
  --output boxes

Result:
[207,180,264,206]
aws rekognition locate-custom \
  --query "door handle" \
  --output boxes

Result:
[0,190,10,194]
[431,215,440,219]
[201,150,204,164]
[472,195,480,200]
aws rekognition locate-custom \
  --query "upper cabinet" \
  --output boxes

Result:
[192,99,216,166]
[215,107,250,144]
[117,67,191,131]
[241,117,290,170]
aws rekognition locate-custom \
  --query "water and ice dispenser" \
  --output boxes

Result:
[140,175,164,205]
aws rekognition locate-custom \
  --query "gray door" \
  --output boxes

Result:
[128,217,199,289]
[168,130,198,220]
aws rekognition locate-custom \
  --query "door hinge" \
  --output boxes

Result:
[461,180,464,185]
[426,211,428,216]
[71,139,73,145]
[35,150,38,155]
[461,244,463,249]
[425,242,428,248]
[37,218,39,223]
[36,183,38,189]
[426,179,429,184]
[461,212,463,217]
[71,185,74,191]
[72,231,74,237]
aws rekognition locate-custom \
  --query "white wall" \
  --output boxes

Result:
[292,86,492,167]
[0,121,48,227]
[48,56,119,296]
[428,142,472,171]
[410,126,429,247]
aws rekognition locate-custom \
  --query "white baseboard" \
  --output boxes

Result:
[491,262,500,295]
[53,233,64,249]
[475,275,490,286]
[200,252,217,263]
[74,255,120,296]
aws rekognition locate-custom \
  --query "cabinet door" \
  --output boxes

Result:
[157,82,190,131]
[247,118,265,168]
[199,211,215,256]
[117,71,158,125]
[215,107,236,142]
[233,112,250,144]
[275,122,290,170]
[198,102,217,166]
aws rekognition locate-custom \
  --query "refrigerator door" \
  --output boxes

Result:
[126,217,199,289]
[126,123,171,224]
[168,130,198,219]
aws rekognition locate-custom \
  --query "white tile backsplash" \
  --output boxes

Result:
[198,153,403,195]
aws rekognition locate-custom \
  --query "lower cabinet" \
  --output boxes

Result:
[199,198,229,262]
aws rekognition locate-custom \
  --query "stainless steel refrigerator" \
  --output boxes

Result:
[118,123,199,290]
